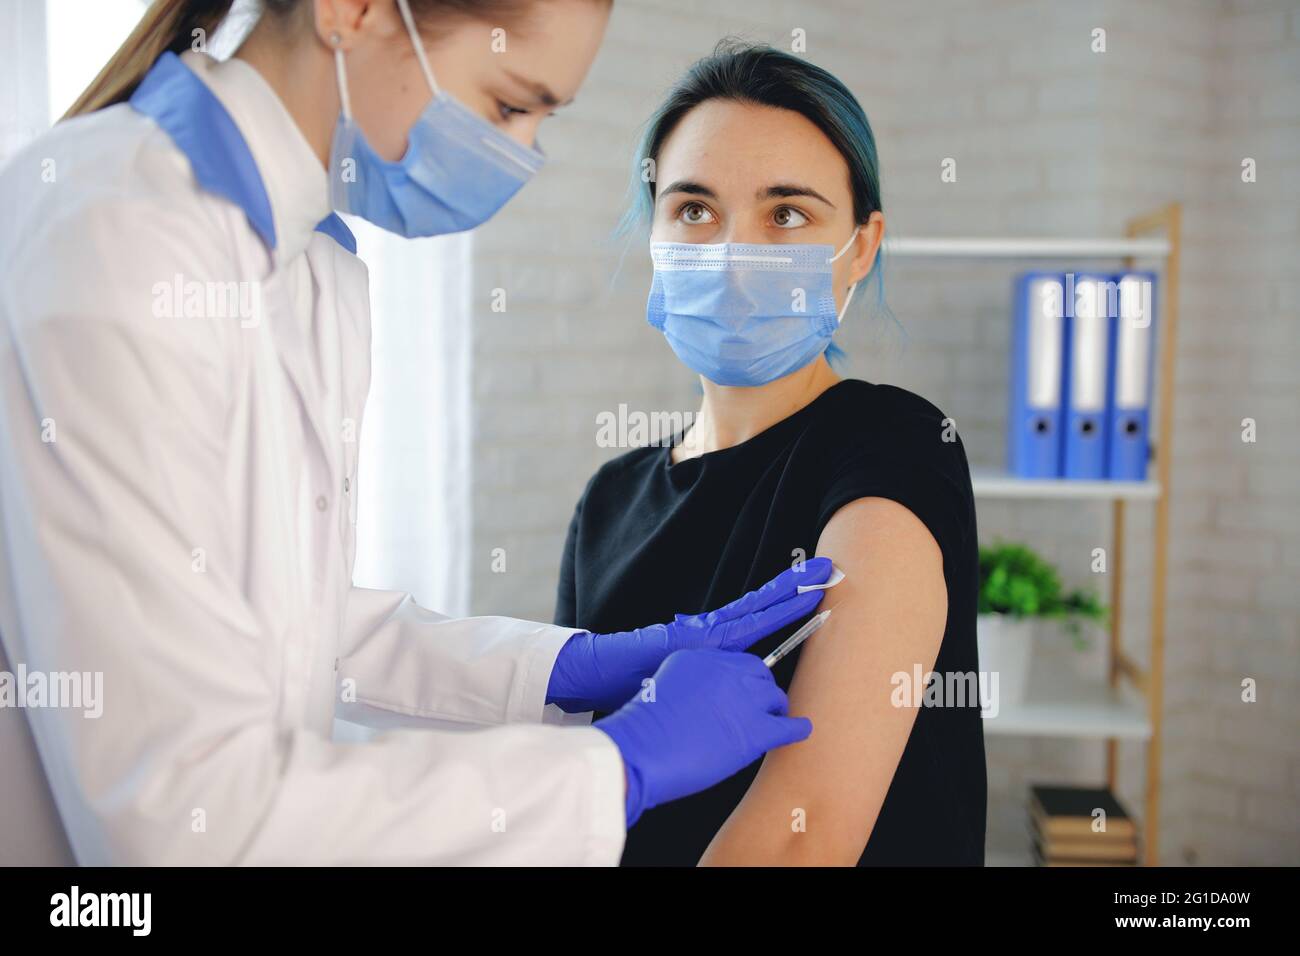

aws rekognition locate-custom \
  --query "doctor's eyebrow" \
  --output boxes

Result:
[759,183,836,207]
[503,70,572,108]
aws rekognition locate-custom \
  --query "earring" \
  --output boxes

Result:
[329,31,342,47]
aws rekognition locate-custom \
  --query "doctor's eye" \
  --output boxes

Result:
[772,206,810,228]
[677,202,716,225]
[496,100,531,121]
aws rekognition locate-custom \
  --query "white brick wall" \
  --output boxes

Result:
[463,0,1298,865]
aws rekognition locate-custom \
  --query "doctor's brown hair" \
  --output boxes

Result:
[64,0,603,119]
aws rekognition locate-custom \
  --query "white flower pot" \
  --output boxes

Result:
[977,614,1035,707]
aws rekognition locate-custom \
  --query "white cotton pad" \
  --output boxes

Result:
[797,564,845,593]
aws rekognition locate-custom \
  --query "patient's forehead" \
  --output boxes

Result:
[655,99,852,206]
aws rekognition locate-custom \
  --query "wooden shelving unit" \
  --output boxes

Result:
[885,204,1181,866]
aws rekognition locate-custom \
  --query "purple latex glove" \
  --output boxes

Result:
[547,557,833,713]
[596,649,812,826]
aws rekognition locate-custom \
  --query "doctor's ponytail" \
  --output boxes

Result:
[63,0,238,118]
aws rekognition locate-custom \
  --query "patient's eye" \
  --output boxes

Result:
[772,206,810,228]
[678,201,716,225]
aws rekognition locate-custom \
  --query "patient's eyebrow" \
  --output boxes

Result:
[760,183,836,207]
[658,180,717,202]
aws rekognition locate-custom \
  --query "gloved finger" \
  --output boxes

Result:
[762,715,814,749]
[723,650,783,685]
[704,557,833,625]
[750,677,790,716]
[719,657,792,716]
[713,588,825,651]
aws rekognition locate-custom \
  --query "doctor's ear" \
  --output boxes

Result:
[313,0,392,50]
[848,211,886,286]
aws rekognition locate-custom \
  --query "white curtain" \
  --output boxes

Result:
[348,223,474,618]
[0,0,49,164]
[0,0,64,867]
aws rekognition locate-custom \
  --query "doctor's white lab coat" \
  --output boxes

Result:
[0,51,625,866]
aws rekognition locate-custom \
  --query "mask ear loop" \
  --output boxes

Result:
[332,35,353,121]
[396,0,442,97]
[829,226,862,325]
[836,281,858,325]
[828,226,861,264]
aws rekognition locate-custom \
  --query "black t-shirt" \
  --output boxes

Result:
[554,379,986,866]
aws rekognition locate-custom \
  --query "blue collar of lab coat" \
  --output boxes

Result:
[128,51,355,255]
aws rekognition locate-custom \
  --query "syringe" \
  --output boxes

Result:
[763,608,832,669]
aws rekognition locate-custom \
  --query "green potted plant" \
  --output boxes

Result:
[977,541,1107,704]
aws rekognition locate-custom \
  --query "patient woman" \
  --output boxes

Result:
[554,42,986,866]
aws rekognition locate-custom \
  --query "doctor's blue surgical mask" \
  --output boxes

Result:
[646,228,861,387]
[328,0,545,237]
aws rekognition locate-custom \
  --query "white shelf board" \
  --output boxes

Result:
[983,664,1151,741]
[883,236,1171,259]
[971,470,1160,501]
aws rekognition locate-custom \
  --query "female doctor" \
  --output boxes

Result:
[0,0,831,865]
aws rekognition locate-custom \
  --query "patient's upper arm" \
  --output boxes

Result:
[700,495,947,866]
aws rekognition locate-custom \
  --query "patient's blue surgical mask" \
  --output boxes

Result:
[329,0,545,237]
[646,229,860,387]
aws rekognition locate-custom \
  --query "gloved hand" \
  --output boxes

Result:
[595,649,812,826]
[546,557,833,713]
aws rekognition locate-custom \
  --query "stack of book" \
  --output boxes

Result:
[1030,784,1138,867]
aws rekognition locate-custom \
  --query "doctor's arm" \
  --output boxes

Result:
[337,503,832,729]
[0,219,624,864]
[699,496,948,866]
[337,586,589,728]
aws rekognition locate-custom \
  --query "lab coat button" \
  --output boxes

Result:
[343,477,350,493]
[315,495,328,512]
